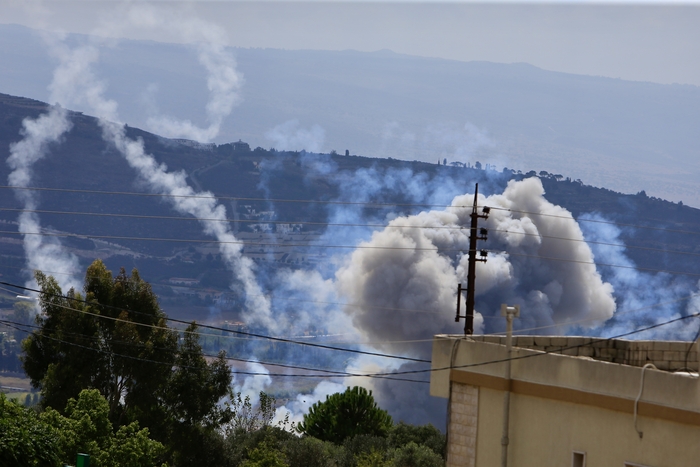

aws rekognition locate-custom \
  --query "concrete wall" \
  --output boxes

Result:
[432,336,700,467]
[447,383,479,467]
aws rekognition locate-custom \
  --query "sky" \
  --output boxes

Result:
[2,0,700,86]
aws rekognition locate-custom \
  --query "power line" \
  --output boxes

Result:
[494,249,700,278]
[4,229,700,277]
[369,310,700,377]
[2,206,699,260]
[488,206,700,238]
[3,185,699,233]
[0,185,452,209]
[0,229,443,252]
[0,318,424,384]
[0,280,431,364]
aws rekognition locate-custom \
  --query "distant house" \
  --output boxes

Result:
[431,334,700,467]
[168,277,200,286]
[232,139,251,152]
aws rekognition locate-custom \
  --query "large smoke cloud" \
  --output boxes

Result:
[335,177,617,351]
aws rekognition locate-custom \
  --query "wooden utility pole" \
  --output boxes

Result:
[455,183,490,334]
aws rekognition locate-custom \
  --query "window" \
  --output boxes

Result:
[572,451,586,467]
[571,451,586,467]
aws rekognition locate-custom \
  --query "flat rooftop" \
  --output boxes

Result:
[450,334,698,372]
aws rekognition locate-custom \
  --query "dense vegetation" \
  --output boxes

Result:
[1,261,446,466]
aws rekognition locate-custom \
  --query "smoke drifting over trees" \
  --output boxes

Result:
[4,1,700,431]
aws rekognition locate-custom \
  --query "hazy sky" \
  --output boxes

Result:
[2,1,700,86]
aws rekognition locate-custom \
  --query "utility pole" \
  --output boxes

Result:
[455,183,490,335]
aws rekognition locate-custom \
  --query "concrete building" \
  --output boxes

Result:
[431,335,700,467]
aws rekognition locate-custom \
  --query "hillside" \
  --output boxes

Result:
[1,91,699,293]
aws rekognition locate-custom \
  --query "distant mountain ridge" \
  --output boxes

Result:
[1,23,699,206]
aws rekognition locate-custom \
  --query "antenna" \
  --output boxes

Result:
[455,183,489,335]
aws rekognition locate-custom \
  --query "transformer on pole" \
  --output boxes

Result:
[455,183,490,335]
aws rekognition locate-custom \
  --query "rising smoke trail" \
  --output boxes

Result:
[4,33,110,292]
[31,5,273,330]
[6,104,81,292]
[100,3,242,143]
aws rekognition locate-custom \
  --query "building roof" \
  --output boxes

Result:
[467,334,698,372]
[431,334,700,424]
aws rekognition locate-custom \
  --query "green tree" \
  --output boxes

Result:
[297,386,393,444]
[387,422,445,458]
[0,390,163,467]
[0,393,61,467]
[11,301,35,340]
[21,259,231,465]
[241,441,288,467]
[40,389,164,467]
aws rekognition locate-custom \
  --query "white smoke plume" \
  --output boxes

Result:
[232,362,273,407]
[265,119,326,153]
[6,105,81,292]
[97,3,242,142]
[4,30,110,292]
[33,8,274,330]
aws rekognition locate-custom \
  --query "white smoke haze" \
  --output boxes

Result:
[272,268,357,337]
[265,119,326,153]
[422,121,494,165]
[273,380,346,428]
[232,362,273,407]
[579,213,700,340]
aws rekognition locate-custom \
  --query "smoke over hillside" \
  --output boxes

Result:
[5,1,700,429]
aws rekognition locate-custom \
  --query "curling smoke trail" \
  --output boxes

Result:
[32,8,273,329]
[100,3,242,142]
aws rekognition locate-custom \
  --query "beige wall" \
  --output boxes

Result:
[433,336,700,467]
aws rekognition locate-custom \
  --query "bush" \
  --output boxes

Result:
[282,435,342,467]
[388,423,445,458]
[390,442,444,467]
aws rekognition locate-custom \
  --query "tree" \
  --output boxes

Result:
[21,259,231,464]
[0,390,163,467]
[41,389,164,467]
[296,386,393,444]
[387,423,445,458]
[389,442,443,467]
[0,393,61,467]
[23,260,178,427]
